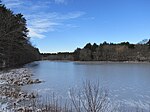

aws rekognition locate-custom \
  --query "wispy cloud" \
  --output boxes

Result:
[26,15,60,38]
[2,0,23,8]
[56,12,86,20]
[26,11,84,38]
[2,0,85,38]
[28,28,45,39]
[54,0,66,4]
[2,0,68,8]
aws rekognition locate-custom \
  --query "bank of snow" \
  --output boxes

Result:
[0,68,42,111]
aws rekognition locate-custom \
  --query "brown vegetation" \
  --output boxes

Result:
[41,41,150,62]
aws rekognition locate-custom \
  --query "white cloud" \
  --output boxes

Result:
[2,0,52,11]
[2,0,85,39]
[2,0,23,8]
[56,12,86,20]
[26,12,84,38]
[27,16,60,38]
[2,0,67,7]
[54,0,66,4]
[28,28,45,39]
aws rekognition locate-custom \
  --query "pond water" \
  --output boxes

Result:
[24,61,150,110]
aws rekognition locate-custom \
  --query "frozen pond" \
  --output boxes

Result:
[24,61,150,110]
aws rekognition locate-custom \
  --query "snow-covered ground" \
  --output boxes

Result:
[0,68,41,111]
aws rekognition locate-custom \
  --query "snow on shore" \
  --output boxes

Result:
[0,68,42,111]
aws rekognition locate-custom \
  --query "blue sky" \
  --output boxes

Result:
[2,0,150,53]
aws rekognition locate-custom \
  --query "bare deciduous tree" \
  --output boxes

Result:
[69,81,111,112]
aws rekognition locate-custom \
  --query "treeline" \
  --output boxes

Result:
[41,40,150,61]
[0,2,40,69]
[74,40,150,61]
[41,52,74,60]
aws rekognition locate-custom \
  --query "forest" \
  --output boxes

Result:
[42,40,150,62]
[74,40,150,61]
[0,2,40,69]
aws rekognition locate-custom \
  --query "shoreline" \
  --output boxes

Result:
[74,61,150,64]
[45,60,150,64]
[0,67,42,111]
